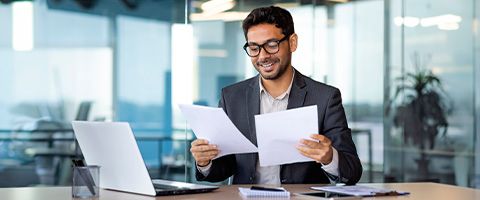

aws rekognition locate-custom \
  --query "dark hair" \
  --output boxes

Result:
[242,6,295,39]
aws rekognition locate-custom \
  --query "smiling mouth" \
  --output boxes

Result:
[258,60,276,72]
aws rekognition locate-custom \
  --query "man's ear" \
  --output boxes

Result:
[289,33,298,52]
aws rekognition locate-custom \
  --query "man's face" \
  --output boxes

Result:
[246,23,297,80]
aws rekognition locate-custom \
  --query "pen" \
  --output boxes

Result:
[72,159,96,195]
[250,186,285,192]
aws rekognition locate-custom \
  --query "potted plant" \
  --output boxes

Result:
[388,53,451,179]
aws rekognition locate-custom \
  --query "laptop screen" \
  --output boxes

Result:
[72,121,218,196]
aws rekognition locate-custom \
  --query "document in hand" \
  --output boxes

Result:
[254,105,318,167]
[179,104,258,158]
[311,185,410,197]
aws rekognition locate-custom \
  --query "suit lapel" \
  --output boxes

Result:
[246,75,261,177]
[287,70,307,109]
[246,75,260,146]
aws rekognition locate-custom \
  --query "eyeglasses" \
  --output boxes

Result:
[243,35,289,57]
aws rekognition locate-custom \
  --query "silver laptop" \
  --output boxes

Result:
[71,121,218,196]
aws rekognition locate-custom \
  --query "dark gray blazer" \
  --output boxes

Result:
[196,70,362,185]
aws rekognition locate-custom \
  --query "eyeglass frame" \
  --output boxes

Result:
[242,35,290,57]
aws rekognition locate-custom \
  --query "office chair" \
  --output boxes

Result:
[75,101,92,121]
[26,101,93,185]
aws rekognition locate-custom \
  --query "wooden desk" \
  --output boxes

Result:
[1,183,479,200]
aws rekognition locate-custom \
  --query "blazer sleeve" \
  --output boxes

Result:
[195,89,237,182]
[322,88,363,185]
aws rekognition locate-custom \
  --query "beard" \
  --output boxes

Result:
[254,56,290,80]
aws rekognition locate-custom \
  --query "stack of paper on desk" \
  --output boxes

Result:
[311,185,410,197]
[179,104,318,165]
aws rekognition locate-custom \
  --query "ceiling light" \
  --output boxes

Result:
[403,17,420,27]
[190,11,249,22]
[394,17,403,26]
[421,14,462,27]
[12,1,34,51]
[438,22,460,30]
[201,0,235,15]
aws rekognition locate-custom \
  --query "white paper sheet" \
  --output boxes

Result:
[310,185,409,196]
[179,104,258,158]
[254,105,318,167]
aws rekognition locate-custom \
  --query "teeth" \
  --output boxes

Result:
[261,63,273,68]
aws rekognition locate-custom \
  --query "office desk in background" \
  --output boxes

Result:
[0,129,194,185]
[0,129,193,163]
[0,183,479,200]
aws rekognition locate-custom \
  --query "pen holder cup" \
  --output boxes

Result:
[72,165,100,198]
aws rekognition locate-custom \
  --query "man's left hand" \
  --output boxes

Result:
[296,134,333,165]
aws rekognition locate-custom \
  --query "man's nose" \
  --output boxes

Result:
[258,47,272,59]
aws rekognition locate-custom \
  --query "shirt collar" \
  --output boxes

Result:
[259,68,295,100]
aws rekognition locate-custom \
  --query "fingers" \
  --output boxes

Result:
[309,134,324,141]
[191,139,209,146]
[193,150,219,166]
[190,139,219,166]
[296,145,317,160]
[296,144,332,164]
[309,134,331,145]
[299,134,331,149]
[190,144,218,152]
[191,148,219,155]
[296,145,327,163]
[297,134,333,164]
[296,145,317,155]
[190,144,219,156]
[194,151,219,162]
[299,138,320,148]
[296,145,328,157]
[190,139,218,152]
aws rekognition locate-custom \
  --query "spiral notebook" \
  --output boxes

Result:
[238,187,290,198]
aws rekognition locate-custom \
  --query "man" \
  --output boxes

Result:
[190,6,362,185]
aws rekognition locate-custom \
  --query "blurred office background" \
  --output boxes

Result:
[0,0,479,188]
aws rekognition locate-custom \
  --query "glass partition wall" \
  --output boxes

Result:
[0,0,479,188]
[0,0,113,186]
[476,0,480,188]
[385,0,479,187]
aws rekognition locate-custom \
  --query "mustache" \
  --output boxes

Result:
[256,58,279,66]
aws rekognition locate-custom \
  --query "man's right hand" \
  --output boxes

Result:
[190,139,219,167]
